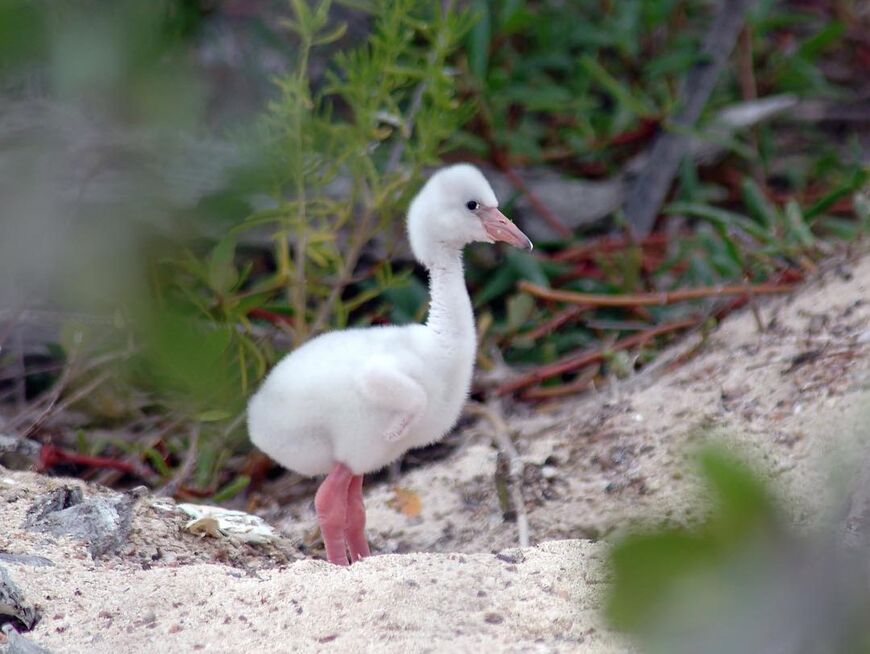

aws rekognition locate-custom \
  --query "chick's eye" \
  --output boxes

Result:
[466,200,479,211]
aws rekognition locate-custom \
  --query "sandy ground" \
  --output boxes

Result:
[1,251,869,653]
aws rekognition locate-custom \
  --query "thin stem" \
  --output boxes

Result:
[466,399,530,548]
[310,187,376,336]
[291,36,313,343]
[497,316,700,395]
[156,425,200,498]
[518,280,797,307]
[518,305,589,342]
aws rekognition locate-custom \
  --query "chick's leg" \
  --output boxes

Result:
[345,473,371,562]
[314,462,354,565]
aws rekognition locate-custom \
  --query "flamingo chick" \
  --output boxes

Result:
[247,164,532,565]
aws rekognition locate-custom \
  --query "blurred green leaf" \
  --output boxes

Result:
[783,199,814,248]
[740,178,779,230]
[144,447,171,478]
[797,21,844,60]
[580,54,655,118]
[211,474,251,502]
[199,409,232,422]
[505,249,548,287]
[468,0,491,79]
[208,234,239,295]
[474,264,517,307]
[506,292,535,331]
[607,447,783,634]
[805,168,869,220]
[141,309,237,410]
[666,202,774,244]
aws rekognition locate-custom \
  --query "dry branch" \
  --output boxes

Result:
[519,305,589,341]
[624,0,755,237]
[156,426,201,498]
[497,316,700,395]
[520,366,599,401]
[518,280,797,307]
[466,400,530,548]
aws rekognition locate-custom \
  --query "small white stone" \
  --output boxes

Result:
[540,466,558,479]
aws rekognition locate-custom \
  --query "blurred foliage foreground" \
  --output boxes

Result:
[0,0,868,500]
[607,448,870,654]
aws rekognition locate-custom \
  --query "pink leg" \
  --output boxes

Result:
[314,463,353,565]
[345,474,371,562]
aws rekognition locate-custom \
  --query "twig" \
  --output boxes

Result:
[4,355,78,434]
[518,280,797,307]
[497,316,699,395]
[18,369,113,439]
[248,307,295,327]
[37,443,152,479]
[309,187,375,336]
[550,232,674,263]
[624,0,755,237]
[4,347,135,433]
[155,425,200,497]
[385,81,428,174]
[92,417,184,487]
[737,25,765,185]
[466,399,530,548]
[520,366,599,401]
[518,305,589,342]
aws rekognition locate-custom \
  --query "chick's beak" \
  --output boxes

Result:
[480,207,533,251]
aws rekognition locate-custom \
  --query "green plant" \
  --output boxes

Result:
[129,0,475,483]
[606,447,870,654]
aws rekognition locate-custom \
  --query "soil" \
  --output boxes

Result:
[1,250,868,654]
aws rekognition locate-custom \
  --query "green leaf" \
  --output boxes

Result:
[474,264,517,307]
[740,178,778,230]
[210,475,251,503]
[783,199,814,248]
[606,447,782,639]
[198,409,232,422]
[607,530,716,631]
[666,202,773,244]
[208,234,239,295]
[797,21,844,60]
[506,293,535,331]
[382,276,428,324]
[804,168,868,220]
[468,0,491,79]
[143,447,171,478]
[505,249,548,287]
[314,21,347,46]
[580,54,654,117]
[143,309,236,408]
[230,291,275,317]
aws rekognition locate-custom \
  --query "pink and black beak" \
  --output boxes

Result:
[479,207,533,251]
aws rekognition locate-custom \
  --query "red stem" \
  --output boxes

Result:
[496,316,701,395]
[248,307,295,327]
[39,444,140,476]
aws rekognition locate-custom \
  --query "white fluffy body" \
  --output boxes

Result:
[247,164,501,476]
